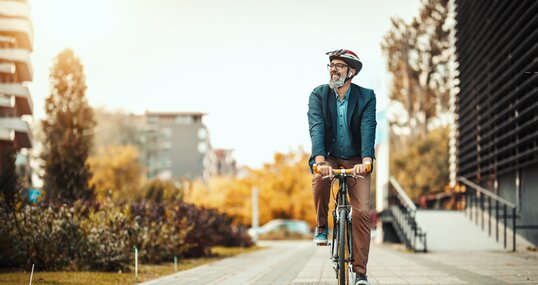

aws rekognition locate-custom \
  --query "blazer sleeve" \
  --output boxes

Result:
[360,91,377,159]
[307,90,326,160]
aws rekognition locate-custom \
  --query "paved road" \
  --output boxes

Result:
[139,240,538,285]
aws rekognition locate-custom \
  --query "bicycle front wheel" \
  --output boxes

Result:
[337,208,349,285]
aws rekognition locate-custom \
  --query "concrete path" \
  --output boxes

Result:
[139,240,538,285]
[414,210,504,251]
[138,241,314,285]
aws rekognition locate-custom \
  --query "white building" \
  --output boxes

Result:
[0,0,33,183]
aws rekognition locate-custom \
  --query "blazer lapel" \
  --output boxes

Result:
[328,91,337,136]
[347,85,358,127]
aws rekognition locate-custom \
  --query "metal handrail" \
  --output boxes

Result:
[388,176,427,252]
[456,176,538,251]
[389,177,417,211]
[458,177,516,208]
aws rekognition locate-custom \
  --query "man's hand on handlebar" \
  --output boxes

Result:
[352,163,372,177]
[317,164,333,179]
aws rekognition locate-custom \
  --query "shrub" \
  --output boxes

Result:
[78,202,133,271]
[0,205,85,270]
[0,200,252,271]
[173,203,253,257]
[129,202,191,263]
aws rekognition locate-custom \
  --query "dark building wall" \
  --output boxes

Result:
[455,0,538,245]
[521,164,538,244]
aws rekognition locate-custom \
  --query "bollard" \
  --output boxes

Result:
[135,247,138,280]
[174,256,177,272]
[28,264,34,285]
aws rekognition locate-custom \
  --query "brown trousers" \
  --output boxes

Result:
[312,156,371,275]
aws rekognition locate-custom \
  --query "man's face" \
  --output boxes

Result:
[328,59,350,89]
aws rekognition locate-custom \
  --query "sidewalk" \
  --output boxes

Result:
[139,240,538,285]
[293,243,538,284]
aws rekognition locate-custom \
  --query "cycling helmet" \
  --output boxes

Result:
[326,49,363,73]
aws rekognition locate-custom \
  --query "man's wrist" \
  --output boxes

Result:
[315,155,326,165]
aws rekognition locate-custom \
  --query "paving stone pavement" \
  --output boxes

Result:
[139,241,314,285]
[139,240,538,285]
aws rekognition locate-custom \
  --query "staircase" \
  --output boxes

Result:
[414,210,503,251]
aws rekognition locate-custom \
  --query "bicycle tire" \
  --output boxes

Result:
[337,208,348,285]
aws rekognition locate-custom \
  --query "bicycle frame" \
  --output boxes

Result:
[312,164,368,285]
[330,173,355,284]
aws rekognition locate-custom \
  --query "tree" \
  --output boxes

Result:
[185,149,316,227]
[381,0,451,139]
[41,49,96,203]
[390,127,450,200]
[91,108,140,156]
[88,145,143,202]
[0,144,20,211]
[381,0,453,197]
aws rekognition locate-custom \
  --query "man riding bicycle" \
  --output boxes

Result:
[307,49,376,285]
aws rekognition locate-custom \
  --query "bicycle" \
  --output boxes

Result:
[313,164,370,285]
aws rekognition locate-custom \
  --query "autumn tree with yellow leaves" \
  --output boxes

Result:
[185,150,316,227]
[382,0,453,200]
[88,145,142,202]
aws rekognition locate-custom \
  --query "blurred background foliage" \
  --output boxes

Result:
[382,0,452,201]
[0,49,252,272]
[185,150,314,227]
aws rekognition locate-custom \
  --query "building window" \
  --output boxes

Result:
[175,116,193,125]
[160,127,171,139]
[198,142,207,153]
[198,128,207,140]
[161,141,172,150]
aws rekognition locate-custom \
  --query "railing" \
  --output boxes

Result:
[388,177,427,252]
[458,177,538,251]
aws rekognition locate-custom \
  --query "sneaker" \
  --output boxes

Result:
[354,273,370,285]
[313,225,328,244]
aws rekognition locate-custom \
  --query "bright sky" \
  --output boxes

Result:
[28,0,419,168]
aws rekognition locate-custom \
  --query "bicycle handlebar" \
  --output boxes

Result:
[312,163,372,175]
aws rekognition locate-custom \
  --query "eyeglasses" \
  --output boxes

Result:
[327,63,349,70]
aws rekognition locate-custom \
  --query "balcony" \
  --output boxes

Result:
[0,1,31,18]
[0,116,31,148]
[0,48,32,81]
[0,17,33,50]
[0,83,32,115]
[0,62,16,74]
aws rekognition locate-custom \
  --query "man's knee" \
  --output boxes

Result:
[352,208,371,223]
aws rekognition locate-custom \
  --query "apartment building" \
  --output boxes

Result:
[141,111,211,180]
[0,0,33,181]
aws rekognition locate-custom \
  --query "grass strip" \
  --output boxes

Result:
[0,246,263,285]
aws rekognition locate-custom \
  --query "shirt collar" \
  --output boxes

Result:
[334,86,351,101]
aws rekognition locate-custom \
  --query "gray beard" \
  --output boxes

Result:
[329,75,346,89]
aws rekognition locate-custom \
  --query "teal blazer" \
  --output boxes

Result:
[307,83,377,168]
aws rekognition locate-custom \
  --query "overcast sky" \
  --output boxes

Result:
[28,0,420,168]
